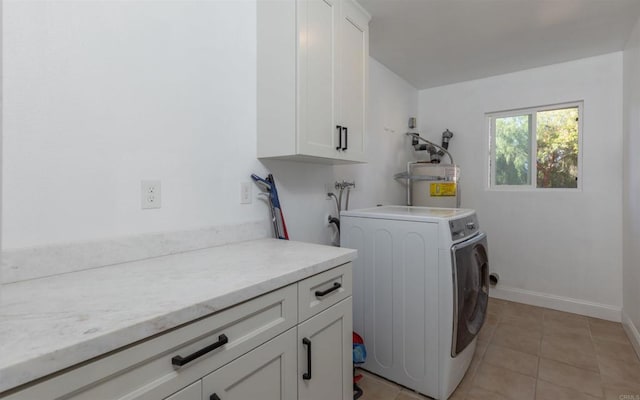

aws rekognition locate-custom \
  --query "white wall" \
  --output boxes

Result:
[0,0,3,299]
[2,2,415,251]
[335,58,418,210]
[418,54,624,320]
[623,16,640,351]
[3,1,266,249]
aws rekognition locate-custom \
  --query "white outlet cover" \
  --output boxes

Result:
[240,182,252,204]
[141,180,161,209]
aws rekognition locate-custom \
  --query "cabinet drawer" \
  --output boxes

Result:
[4,284,297,400]
[298,263,352,322]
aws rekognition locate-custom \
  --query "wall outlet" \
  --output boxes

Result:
[141,180,161,209]
[240,182,252,204]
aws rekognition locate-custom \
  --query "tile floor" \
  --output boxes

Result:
[355,298,640,400]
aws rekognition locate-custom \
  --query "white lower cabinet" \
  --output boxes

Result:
[298,298,353,400]
[202,328,297,400]
[2,264,353,400]
[164,382,201,400]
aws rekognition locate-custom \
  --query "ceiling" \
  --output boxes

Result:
[358,0,640,89]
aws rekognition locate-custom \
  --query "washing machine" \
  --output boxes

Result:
[340,205,489,399]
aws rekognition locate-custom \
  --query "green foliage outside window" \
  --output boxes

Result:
[495,115,531,186]
[536,108,579,188]
[494,106,579,188]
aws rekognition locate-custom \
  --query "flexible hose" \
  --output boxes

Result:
[328,216,340,231]
[328,192,340,214]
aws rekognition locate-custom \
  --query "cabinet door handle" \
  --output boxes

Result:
[302,337,312,380]
[314,282,341,298]
[171,334,228,367]
[210,394,221,400]
[342,126,348,151]
[336,125,343,150]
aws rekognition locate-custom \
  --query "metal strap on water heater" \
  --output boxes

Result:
[393,171,448,182]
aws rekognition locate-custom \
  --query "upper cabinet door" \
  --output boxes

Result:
[338,0,369,162]
[297,0,341,159]
[257,0,370,164]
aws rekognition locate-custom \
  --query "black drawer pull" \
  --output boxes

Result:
[315,282,341,298]
[302,337,312,380]
[210,394,221,400]
[336,125,343,150]
[342,126,348,151]
[171,334,228,367]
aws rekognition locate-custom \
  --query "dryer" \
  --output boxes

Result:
[341,206,489,399]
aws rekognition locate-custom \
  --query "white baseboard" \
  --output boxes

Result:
[622,310,640,360]
[490,285,622,322]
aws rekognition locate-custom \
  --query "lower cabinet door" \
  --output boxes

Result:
[298,297,353,400]
[202,328,297,400]
[164,381,201,400]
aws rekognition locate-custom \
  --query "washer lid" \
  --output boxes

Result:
[340,205,475,222]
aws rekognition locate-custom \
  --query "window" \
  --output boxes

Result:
[488,102,582,189]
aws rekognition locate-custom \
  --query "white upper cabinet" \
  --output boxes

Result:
[296,0,341,160]
[257,0,370,164]
[337,0,368,160]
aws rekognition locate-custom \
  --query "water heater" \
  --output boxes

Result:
[407,162,460,208]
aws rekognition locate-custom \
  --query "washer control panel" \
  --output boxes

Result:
[449,214,479,241]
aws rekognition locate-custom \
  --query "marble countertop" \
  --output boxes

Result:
[0,238,356,393]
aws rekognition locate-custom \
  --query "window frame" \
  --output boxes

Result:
[487,101,583,191]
